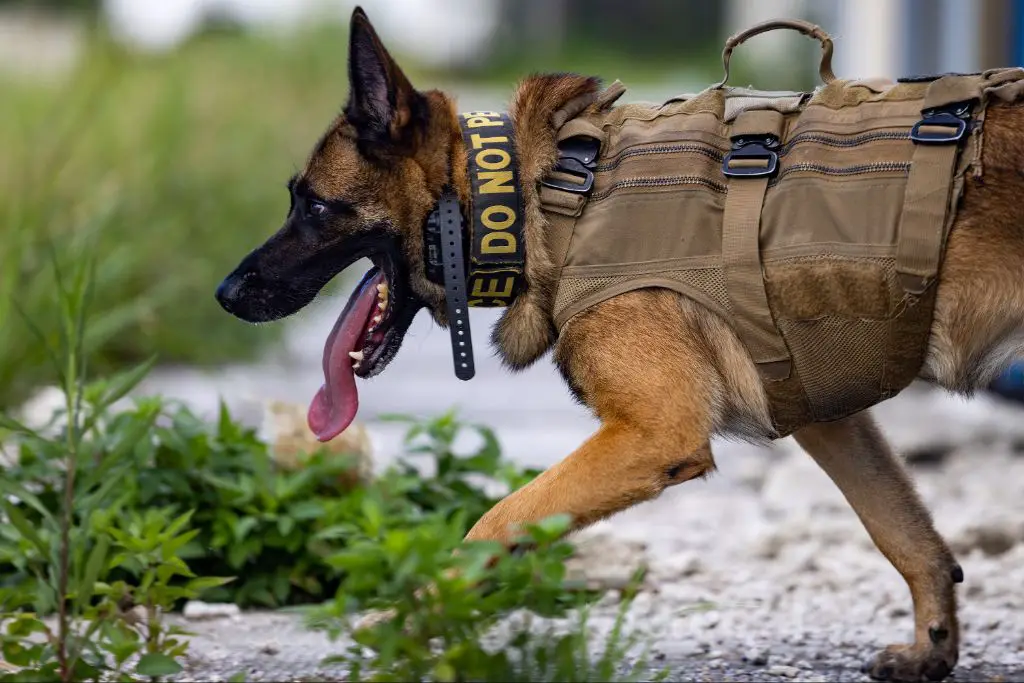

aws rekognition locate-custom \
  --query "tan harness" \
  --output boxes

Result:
[537,19,1024,437]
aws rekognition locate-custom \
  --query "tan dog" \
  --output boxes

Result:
[215,8,1024,682]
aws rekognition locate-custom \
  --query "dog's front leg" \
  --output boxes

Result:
[468,289,720,544]
[793,412,961,683]
[355,290,720,635]
[465,427,714,544]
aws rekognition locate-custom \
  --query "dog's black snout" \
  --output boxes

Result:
[215,275,243,313]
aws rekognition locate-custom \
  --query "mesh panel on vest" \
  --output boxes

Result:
[778,315,889,421]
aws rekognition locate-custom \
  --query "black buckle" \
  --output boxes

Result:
[539,135,599,194]
[910,112,967,144]
[540,157,594,193]
[910,100,974,144]
[722,135,780,178]
[423,208,445,286]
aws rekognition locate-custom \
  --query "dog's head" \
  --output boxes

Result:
[215,6,453,441]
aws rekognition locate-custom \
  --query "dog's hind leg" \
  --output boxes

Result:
[464,289,720,545]
[793,412,961,683]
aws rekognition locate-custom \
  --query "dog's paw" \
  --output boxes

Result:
[862,644,955,682]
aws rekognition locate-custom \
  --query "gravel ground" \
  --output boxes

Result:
[122,293,1024,682]
[161,439,1024,682]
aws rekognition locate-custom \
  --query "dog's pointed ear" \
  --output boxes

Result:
[344,6,426,152]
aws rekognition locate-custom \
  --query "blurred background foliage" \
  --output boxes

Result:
[0,0,755,410]
[1,18,353,409]
[6,0,1017,410]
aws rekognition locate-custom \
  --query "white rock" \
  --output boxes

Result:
[947,515,1024,557]
[16,385,66,434]
[182,600,241,621]
[564,530,650,591]
[767,664,801,678]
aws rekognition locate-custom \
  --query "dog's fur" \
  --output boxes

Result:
[215,8,1024,682]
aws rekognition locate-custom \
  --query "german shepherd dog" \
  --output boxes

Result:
[216,7,1024,681]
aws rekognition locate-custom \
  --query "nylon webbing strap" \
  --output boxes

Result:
[438,190,476,380]
[721,111,791,381]
[539,184,586,288]
[895,77,977,294]
[722,175,791,379]
[894,143,961,293]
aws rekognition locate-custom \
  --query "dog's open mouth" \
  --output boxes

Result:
[307,257,416,442]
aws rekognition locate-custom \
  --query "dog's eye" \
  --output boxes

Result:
[309,201,328,217]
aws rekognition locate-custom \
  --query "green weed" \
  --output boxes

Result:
[0,248,227,682]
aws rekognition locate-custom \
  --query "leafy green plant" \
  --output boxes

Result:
[2,396,548,611]
[0,244,657,681]
[0,251,229,682]
[309,505,661,683]
[297,415,661,683]
[0,21,369,410]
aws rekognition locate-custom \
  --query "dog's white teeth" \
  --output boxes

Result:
[372,314,383,324]
[377,283,388,296]
[348,351,364,361]
[353,361,362,370]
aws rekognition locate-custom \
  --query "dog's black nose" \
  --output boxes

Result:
[215,276,239,313]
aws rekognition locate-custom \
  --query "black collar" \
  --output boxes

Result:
[423,111,527,381]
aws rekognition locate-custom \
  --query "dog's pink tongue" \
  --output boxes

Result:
[308,269,385,442]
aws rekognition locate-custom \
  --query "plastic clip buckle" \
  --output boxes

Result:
[722,135,780,178]
[540,136,600,194]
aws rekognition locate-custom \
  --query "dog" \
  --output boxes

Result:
[215,7,1024,681]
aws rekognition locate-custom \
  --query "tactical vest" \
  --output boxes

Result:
[537,19,1024,437]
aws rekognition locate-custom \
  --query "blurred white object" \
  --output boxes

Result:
[104,0,206,52]
[17,385,67,435]
[0,7,84,80]
[102,0,501,68]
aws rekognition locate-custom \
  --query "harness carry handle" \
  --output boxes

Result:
[715,18,837,89]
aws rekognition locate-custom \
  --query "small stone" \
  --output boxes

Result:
[950,520,1023,557]
[564,530,651,591]
[182,600,241,621]
[742,647,770,666]
[767,664,801,678]
[595,590,622,608]
[260,400,374,489]
[259,642,279,656]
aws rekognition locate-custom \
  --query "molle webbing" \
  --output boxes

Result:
[541,67,1024,437]
[721,109,791,380]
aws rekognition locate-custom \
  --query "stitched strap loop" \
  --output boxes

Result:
[717,18,836,89]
